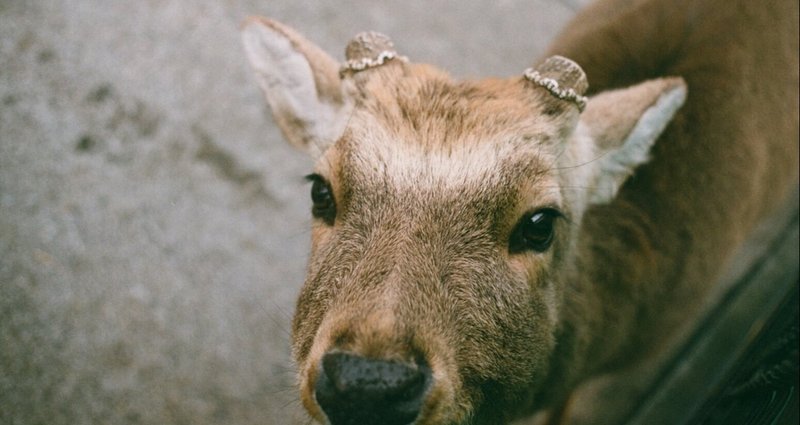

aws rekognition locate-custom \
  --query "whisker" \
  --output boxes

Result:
[551,150,611,172]
[264,305,293,341]
[282,395,302,409]
[538,185,594,190]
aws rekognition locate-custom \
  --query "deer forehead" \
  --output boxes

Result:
[317,74,568,208]
[355,130,549,186]
[316,126,567,228]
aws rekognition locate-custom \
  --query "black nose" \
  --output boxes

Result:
[314,351,432,425]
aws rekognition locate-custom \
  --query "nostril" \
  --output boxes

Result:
[315,352,432,425]
[322,352,425,397]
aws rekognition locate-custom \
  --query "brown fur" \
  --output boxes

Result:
[546,0,799,387]
[294,63,576,423]
[242,0,798,423]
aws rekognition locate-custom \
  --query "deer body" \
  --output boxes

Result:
[241,0,798,423]
[544,0,799,391]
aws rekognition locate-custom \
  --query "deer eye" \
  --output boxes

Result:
[509,208,562,254]
[306,174,336,225]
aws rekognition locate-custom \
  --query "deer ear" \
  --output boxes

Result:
[241,17,353,158]
[579,77,687,204]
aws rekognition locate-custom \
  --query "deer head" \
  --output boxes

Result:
[242,17,686,424]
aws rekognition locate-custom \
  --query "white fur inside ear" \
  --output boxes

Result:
[241,22,344,157]
[242,23,319,124]
[589,84,687,204]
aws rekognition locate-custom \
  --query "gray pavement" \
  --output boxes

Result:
[0,1,586,424]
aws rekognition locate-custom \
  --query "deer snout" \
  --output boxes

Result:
[315,351,432,425]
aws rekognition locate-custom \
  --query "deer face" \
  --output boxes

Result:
[296,73,579,424]
[242,17,685,424]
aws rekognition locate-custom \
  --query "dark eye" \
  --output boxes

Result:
[306,174,336,225]
[509,208,562,253]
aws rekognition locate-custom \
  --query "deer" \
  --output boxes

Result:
[240,0,798,423]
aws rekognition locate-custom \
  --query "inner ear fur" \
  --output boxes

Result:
[241,17,352,157]
[582,77,687,151]
[577,77,687,205]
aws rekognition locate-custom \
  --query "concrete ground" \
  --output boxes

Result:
[0,1,587,424]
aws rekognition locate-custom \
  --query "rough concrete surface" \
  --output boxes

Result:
[0,1,588,424]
